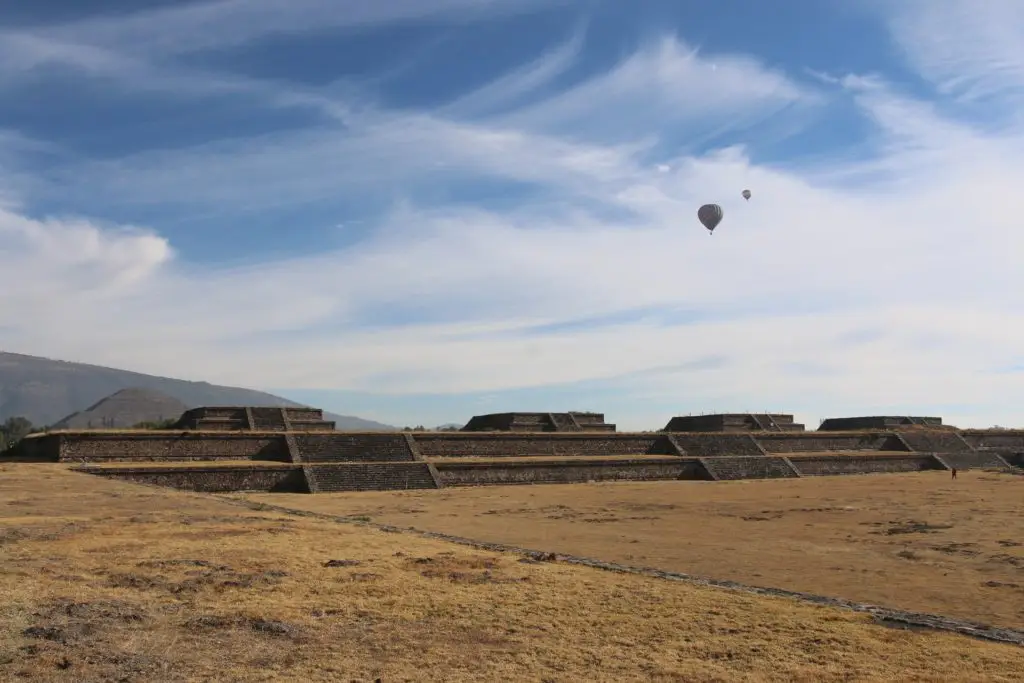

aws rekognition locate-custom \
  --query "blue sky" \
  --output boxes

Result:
[2,0,1024,430]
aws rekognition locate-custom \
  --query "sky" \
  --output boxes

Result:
[1,0,1023,431]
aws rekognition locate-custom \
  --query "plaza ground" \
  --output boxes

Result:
[2,464,1022,681]
[246,470,1024,629]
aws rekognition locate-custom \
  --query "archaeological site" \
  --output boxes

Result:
[5,406,1021,493]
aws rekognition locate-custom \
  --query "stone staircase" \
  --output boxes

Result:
[700,456,799,481]
[306,463,438,492]
[548,413,582,432]
[294,434,414,463]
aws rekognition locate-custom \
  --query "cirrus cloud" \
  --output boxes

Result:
[0,0,1022,429]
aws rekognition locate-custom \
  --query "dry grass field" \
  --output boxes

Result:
[2,464,1023,682]
[247,470,1024,630]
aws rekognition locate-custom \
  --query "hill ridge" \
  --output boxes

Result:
[0,351,396,431]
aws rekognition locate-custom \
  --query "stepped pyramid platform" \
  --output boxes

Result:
[4,406,1021,494]
[462,412,616,432]
[664,413,806,432]
[173,406,336,432]
[820,416,944,431]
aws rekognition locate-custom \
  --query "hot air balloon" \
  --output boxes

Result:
[742,189,751,201]
[697,204,723,234]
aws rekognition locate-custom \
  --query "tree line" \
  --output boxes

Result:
[0,416,46,450]
[0,416,182,450]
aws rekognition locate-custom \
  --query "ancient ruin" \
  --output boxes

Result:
[819,416,944,430]
[4,406,1020,494]
[662,413,805,432]
[462,412,616,432]
[171,406,337,431]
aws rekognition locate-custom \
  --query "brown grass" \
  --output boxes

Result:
[247,471,1024,630]
[0,464,1021,682]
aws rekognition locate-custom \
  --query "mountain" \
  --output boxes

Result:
[51,388,189,429]
[0,351,397,431]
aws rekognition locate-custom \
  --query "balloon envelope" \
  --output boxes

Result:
[742,189,751,200]
[697,204,723,232]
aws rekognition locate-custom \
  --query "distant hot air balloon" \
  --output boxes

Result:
[742,189,751,201]
[697,204,723,234]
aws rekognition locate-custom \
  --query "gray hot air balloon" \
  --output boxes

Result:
[697,204,723,234]
[742,189,751,201]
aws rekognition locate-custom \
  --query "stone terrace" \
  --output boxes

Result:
[663,414,806,432]
[305,462,437,492]
[293,434,415,463]
[819,416,943,430]
[700,456,799,480]
[10,426,1022,465]
[5,404,1023,493]
[173,406,336,432]
[462,412,616,432]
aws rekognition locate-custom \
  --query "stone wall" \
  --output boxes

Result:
[181,407,247,420]
[173,406,334,431]
[20,427,1018,468]
[281,407,335,431]
[700,456,798,480]
[571,412,614,429]
[897,430,974,453]
[788,454,944,476]
[820,416,942,430]
[174,407,249,430]
[935,452,1009,470]
[293,434,414,463]
[56,432,291,463]
[75,465,308,492]
[663,414,804,432]
[960,430,1024,450]
[283,408,323,422]
[60,450,1017,494]
[669,434,765,456]
[756,433,906,453]
[462,412,615,432]
[412,434,671,458]
[433,458,707,486]
[191,419,249,431]
[307,463,437,492]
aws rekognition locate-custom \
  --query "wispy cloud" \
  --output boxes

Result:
[495,35,817,146]
[1,2,1023,429]
[30,33,816,219]
[880,0,1024,107]
[441,22,588,118]
[36,0,566,57]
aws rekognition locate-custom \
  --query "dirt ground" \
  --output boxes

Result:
[246,470,1024,630]
[2,464,1023,682]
